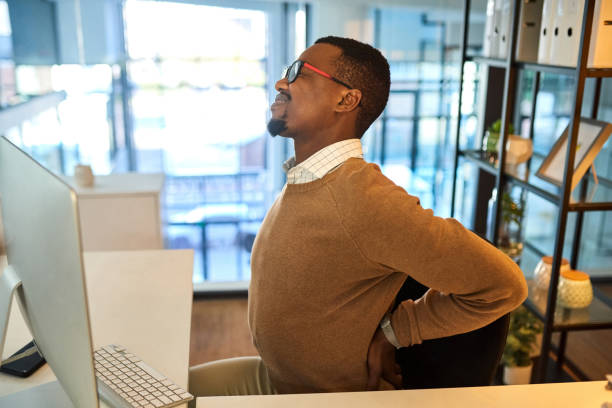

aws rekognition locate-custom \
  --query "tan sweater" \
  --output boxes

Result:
[248,158,527,394]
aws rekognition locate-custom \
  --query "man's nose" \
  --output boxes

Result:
[275,77,288,92]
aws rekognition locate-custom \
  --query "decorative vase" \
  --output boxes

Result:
[504,135,533,176]
[497,217,523,263]
[558,270,593,309]
[505,135,533,165]
[503,363,533,385]
[533,256,570,290]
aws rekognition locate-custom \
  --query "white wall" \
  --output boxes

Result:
[310,2,373,43]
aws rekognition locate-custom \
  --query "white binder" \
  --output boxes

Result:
[538,0,558,64]
[483,0,497,57]
[516,0,544,62]
[498,0,513,59]
[550,0,586,67]
[588,0,612,68]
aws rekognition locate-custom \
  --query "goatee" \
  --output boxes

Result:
[267,119,287,137]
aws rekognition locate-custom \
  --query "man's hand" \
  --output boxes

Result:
[366,327,403,390]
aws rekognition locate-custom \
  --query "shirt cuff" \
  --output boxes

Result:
[380,313,401,349]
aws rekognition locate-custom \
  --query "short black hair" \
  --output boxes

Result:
[315,36,390,137]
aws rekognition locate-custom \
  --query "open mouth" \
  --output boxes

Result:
[273,92,290,105]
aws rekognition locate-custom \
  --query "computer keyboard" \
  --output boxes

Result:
[94,344,193,408]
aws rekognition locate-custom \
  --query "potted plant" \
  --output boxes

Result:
[502,306,543,385]
[482,119,515,163]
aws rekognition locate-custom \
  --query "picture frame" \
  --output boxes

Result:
[536,118,612,192]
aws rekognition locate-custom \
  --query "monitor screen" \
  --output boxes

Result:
[0,137,99,407]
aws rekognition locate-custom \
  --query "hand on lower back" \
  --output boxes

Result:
[366,327,403,390]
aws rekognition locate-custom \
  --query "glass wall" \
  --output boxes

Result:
[519,74,612,277]
[122,0,304,287]
[1,0,303,290]
[366,7,480,221]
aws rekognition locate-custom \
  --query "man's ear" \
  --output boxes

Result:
[335,89,362,113]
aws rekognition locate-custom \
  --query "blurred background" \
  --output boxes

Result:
[0,0,610,293]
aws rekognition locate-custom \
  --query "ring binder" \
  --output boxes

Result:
[549,0,585,67]
[537,0,558,64]
[588,0,612,67]
[516,0,544,62]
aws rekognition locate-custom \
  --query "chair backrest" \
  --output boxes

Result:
[394,275,510,389]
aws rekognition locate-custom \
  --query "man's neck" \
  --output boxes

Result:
[294,140,333,164]
[293,129,358,164]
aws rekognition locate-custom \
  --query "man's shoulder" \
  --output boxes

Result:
[327,158,397,192]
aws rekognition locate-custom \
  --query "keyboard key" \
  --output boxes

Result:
[136,361,166,381]
[103,345,116,354]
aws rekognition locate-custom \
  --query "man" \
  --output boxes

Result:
[189,36,527,398]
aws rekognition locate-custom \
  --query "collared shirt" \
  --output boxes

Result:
[282,139,364,184]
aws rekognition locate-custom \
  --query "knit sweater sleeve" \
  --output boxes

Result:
[331,162,528,347]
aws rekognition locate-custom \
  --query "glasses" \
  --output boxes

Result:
[283,60,353,89]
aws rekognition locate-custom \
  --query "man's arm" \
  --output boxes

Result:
[333,164,528,347]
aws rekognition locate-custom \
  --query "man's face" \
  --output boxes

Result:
[268,43,345,138]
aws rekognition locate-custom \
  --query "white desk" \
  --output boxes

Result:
[0,250,193,406]
[197,381,610,408]
[61,173,165,251]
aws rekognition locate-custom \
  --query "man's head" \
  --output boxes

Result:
[268,36,390,140]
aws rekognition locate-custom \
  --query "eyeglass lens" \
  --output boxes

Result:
[284,61,301,83]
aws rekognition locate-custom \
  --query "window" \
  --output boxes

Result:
[123,0,305,289]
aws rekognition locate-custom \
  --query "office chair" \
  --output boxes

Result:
[394,275,510,389]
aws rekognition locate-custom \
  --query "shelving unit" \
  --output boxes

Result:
[450,0,612,382]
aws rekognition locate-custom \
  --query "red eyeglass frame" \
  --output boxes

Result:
[284,60,353,89]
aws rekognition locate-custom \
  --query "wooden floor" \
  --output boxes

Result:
[189,297,611,380]
[189,297,257,366]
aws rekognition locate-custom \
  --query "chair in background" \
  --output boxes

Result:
[394,275,510,388]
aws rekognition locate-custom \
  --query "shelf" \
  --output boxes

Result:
[458,150,497,175]
[524,280,612,331]
[455,0,611,384]
[585,68,612,78]
[568,201,612,211]
[465,54,612,78]
[459,150,612,211]
[460,150,560,203]
[518,62,612,78]
[465,55,506,68]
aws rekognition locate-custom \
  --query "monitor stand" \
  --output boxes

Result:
[0,380,77,407]
[0,266,83,407]
[0,265,21,363]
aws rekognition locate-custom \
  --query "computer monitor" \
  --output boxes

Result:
[0,136,99,407]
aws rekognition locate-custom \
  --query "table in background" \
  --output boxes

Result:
[61,173,165,251]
